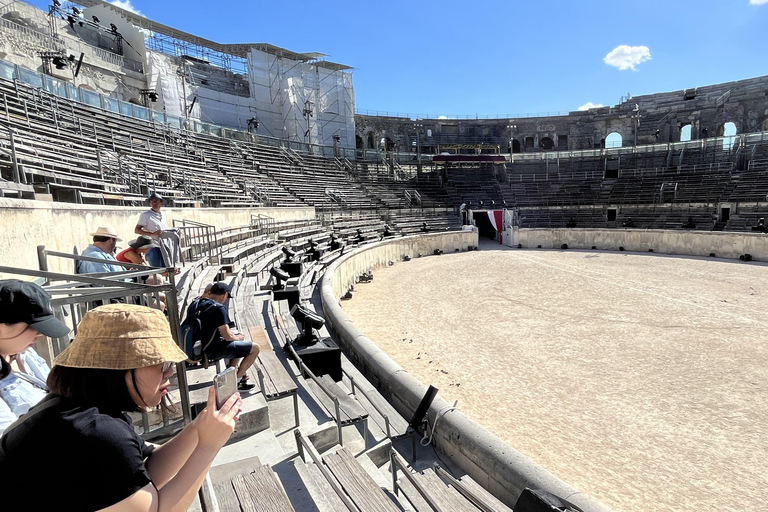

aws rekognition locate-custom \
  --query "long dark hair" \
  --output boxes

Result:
[47,366,139,413]
[0,358,10,380]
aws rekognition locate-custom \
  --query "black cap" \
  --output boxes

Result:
[209,282,233,298]
[0,280,70,338]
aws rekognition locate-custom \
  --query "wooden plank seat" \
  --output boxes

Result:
[391,453,480,512]
[201,455,296,512]
[323,447,400,512]
[249,325,299,427]
[220,237,272,272]
[271,299,369,447]
[432,465,514,512]
[340,360,409,441]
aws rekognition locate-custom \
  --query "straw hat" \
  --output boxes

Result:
[89,226,122,241]
[54,304,186,370]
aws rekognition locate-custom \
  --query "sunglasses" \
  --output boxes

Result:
[161,361,175,373]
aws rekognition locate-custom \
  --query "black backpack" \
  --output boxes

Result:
[180,298,222,368]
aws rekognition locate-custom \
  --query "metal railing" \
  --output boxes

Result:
[173,219,219,265]
[1,258,192,440]
[389,449,445,512]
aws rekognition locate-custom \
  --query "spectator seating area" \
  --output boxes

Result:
[161,217,505,511]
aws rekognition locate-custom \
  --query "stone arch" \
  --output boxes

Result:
[719,121,737,150]
[512,139,521,153]
[680,124,692,142]
[367,132,375,149]
[539,137,554,150]
[356,134,363,150]
[605,132,622,148]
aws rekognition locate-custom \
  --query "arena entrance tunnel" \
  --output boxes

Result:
[472,210,498,239]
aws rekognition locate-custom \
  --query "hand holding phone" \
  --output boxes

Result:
[213,367,238,410]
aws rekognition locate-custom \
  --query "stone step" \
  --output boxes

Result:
[169,364,270,438]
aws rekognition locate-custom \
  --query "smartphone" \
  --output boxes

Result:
[213,367,237,410]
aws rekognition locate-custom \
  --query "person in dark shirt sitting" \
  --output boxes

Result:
[0,304,242,512]
[682,217,696,229]
[622,218,635,228]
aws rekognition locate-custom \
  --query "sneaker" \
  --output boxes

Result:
[238,376,255,391]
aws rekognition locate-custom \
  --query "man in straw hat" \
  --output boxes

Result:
[77,226,124,275]
[0,304,242,511]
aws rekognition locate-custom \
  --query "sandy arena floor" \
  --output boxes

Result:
[340,243,768,512]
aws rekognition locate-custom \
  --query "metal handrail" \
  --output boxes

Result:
[0,263,191,439]
[389,449,445,512]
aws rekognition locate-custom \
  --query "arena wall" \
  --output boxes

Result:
[0,198,313,276]
[506,227,768,260]
[320,230,611,512]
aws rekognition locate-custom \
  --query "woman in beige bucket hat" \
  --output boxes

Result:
[0,304,243,512]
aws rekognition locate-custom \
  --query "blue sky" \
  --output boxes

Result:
[29,0,768,117]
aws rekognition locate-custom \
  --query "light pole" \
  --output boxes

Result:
[632,104,641,146]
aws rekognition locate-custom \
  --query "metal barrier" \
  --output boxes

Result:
[2,250,194,440]
[173,219,219,265]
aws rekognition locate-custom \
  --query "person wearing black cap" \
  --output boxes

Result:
[0,279,70,435]
[134,192,168,268]
[183,282,258,390]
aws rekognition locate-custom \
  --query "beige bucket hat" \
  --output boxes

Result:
[54,304,187,370]
[89,226,123,241]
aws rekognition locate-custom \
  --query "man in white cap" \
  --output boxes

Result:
[77,226,124,274]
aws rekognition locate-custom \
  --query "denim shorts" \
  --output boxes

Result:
[205,341,252,361]
[146,247,165,268]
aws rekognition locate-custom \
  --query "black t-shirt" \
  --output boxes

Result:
[186,298,229,352]
[0,394,155,511]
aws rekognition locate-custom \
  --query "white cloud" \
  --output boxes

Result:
[109,0,142,15]
[604,45,651,71]
[750,0,768,4]
[578,102,603,111]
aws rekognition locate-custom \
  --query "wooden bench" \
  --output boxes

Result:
[295,430,400,512]
[249,325,299,427]
[390,450,503,512]
[200,456,295,512]
[271,299,369,448]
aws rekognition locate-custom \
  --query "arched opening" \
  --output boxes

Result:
[680,124,692,142]
[367,132,375,149]
[512,139,521,153]
[719,122,737,150]
[605,132,622,148]
[539,137,554,150]
[356,135,363,150]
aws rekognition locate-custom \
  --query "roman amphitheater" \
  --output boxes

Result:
[1,1,767,511]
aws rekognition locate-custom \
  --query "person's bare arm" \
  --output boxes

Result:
[143,421,198,489]
[135,224,162,237]
[218,324,245,341]
[98,389,241,512]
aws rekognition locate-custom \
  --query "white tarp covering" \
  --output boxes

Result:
[148,46,355,147]
[147,51,199,119]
